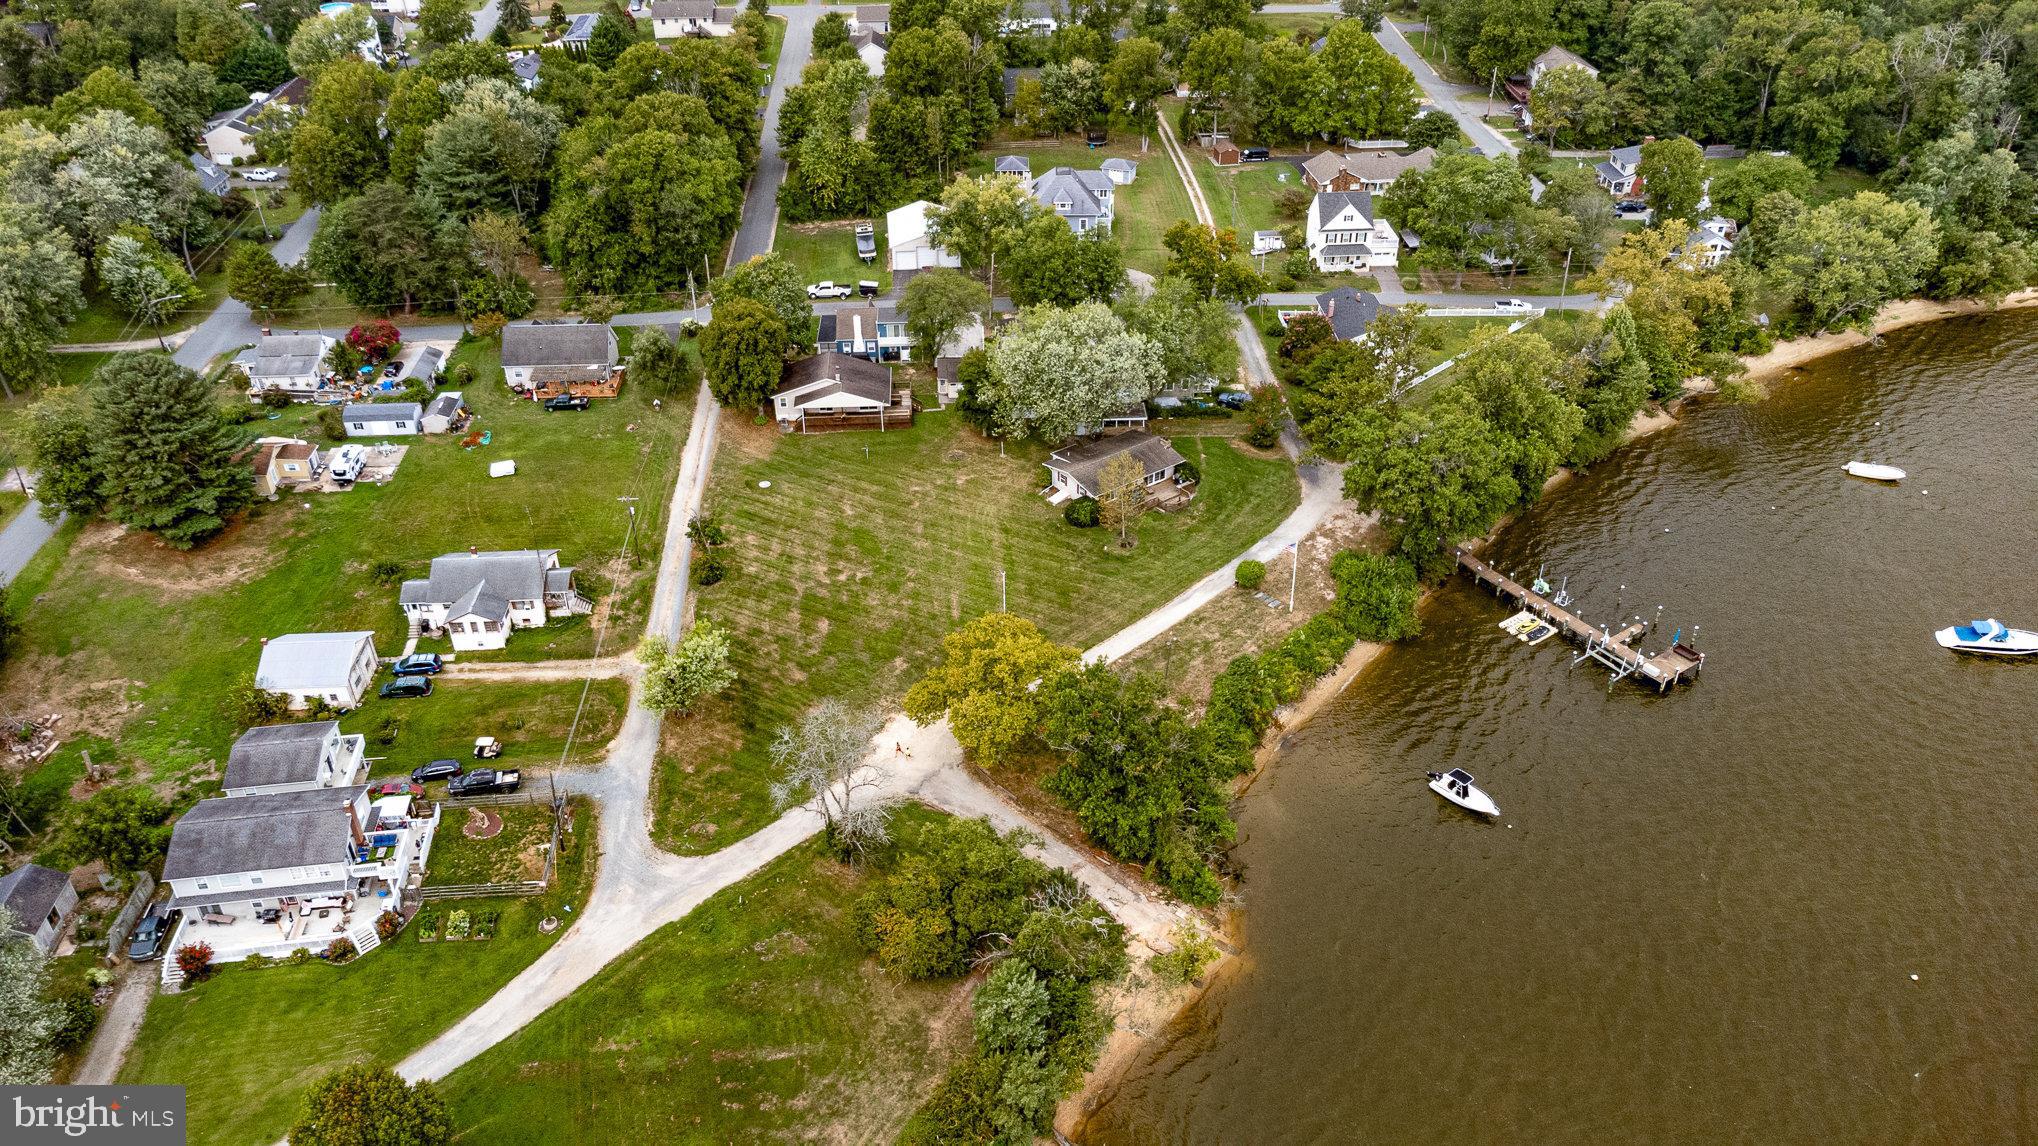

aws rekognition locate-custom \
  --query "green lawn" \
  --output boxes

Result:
[437,807,968,1144]
[968,135,1195,276]
[1398,21,1476,83]
[1194,156,1306,240]
[654,412,1302,852]
[427,801,558,885]
[119,801,594,1146]
[1255,12,1335,37]
[773,220,887,293]
[1808,164,1876,205]
[0,336,687,793]
[345,677,630,783]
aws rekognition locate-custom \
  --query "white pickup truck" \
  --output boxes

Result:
[805,281,853,299]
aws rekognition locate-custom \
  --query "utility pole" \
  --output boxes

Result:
[998,568,1007,612]
[1486,67,1498,117]
[145,291,185,350]
[617,497,640,558]
[1559,248,1573,308]
[1287,542,1298,611]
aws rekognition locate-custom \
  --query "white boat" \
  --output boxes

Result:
[1843,461,1906,482]
[1427,769,1501,818]
[1934,618,2038,657]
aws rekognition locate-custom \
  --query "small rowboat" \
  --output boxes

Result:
[1843,461,1906,482]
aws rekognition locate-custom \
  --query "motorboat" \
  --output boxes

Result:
[1843,461,1906,482]
[1427,769,1501,818]
[1935,618,2038,657]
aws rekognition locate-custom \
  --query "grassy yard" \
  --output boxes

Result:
[1808,163,1876,204]
[968,135,1194,276]
[1195,155,1308,240]
[773,219,887,293]
[653,411,1301,852]
[345,677,630,783]
[119,799,595,1146]
[428,801,558,885]
[1398,21,1477,84]
[436,806,970,1144]
[0,336,688,795]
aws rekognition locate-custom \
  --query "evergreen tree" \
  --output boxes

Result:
[88,353,253,548]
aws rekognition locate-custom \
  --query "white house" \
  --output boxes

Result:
[856,33,886,78]
[158,784,439,973]
[1528,44,1598,87]
[202,115,260,164]
[648,0,735,37]
[770,352,906,430]
[421,392,465,434]
[887,200,961,270]
[1042,431,1188,505]
[851,3,889,34]
[1683,216,1737,268]
[399,549,585,652]
[1028,166,1116,232]
[1305,190,1400,272]
[501,322,620,396]
[255,631,380,710]
[223,720,368,798]
[243,334,335,401]
[1252,230,1285,255]
[1100,157,1137,185]
[342,402,420,437]
[1596,143,1644,197]
[818,304,911,361]
[0,864,78,956]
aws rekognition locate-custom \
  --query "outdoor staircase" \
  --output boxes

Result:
[348,919,381,957]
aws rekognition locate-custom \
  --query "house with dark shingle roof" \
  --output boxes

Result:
[1028,166,1117,232]
[770,352,910,431]
[158,783,440,967]
[852,3,889,33]
[399,549,584,652]
[1302,147,1435,194]
[0,864,77,955]
[501,322,620,398]
[1312,287,1396,343]
[1043,430,1190,505]
[1305,190,1400,272]
[224,721,367,798]
[1597,143,1645,197]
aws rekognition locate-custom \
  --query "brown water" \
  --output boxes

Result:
[1084,312,2038,1143]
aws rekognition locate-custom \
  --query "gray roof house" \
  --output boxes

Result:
[1043,430,1190,504]
[501,322,620,392]
[559,12,597,47]
[398,345,444,383]
[0,863,77,955]
[244,333,335,400]
[422,391,465,434]
[341,402,421,437]
[995,154,1031,177]
[1314,286,1395,342]
[189,152,231,196]
[255,631,379,709]
[770,352,904,429]
[510,51,541,89]
[162,786,367,891]
[399,549,582,652]
[1100,157,1138,184]
[1028,166,1117,232]
[224,720,367,798]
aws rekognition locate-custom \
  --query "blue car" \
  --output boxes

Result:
[392,653,443,676]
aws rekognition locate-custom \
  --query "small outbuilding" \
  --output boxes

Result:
[254,631,380,710]
[886,200,962,271]
[1100,157,1137,184]
[342,402,421,437]
[421,392,466,434]
[0,863,78,955]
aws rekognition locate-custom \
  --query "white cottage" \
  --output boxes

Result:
[1305,190,1400,272]
[399,549,585,652]
[255,632,380,710]
[342,402,421,437]
[769,352,906,430]
[243,334,336,401]
[648,0,735,37]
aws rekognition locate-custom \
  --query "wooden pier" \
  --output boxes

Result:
[1454,547,1705,692]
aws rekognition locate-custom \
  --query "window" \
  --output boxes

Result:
[251,876,263,885]
[196,881,209,890]
[47,907,60,928]
[350,422,365,430]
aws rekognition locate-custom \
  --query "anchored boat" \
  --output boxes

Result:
[1843,461,1906,482]
[1427,769,1501,818]
[1935,618,2038,657]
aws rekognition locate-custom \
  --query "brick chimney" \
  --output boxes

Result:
[345,799,366,848]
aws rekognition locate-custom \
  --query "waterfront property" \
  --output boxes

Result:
[1455,548,1703,690]
[1042,430,1193,508]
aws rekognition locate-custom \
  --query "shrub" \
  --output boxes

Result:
[446,909,471,940]
[693,551,726,586]
[258,388,292,410]
[679,318,703,337]
[686,514,727,547]
[1062,496,1099,527]
[285,947,314,965]
[1328,551,1423,642]
[375,910,402,942]
[1175,459,1201,485]
[321,936,357,962]
[175,942,216,983]
[242,952,275,970]
[470,311,507,339]
[369,558,405,584]
[1235,559,1266,590]
[1149,928,1222,987]
[372,714,403,746]
[318,405,346,442]
[49,984,101,1051]
[452,362,476,386]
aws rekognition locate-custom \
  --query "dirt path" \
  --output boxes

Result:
[72,962,152,1085]
[438,655,637,682]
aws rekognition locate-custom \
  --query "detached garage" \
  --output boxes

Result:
[343,402,420,437]
[886,200,962,271]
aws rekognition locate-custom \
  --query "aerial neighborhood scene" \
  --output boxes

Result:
[0,0,2033,1140]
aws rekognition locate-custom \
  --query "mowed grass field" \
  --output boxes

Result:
[0,337,686,793]
[120,800,595,1146]
[654,411,1301,851]
[437,806,969,1144]
[774,219,888,294]
[1195,155,1306,239]
[967,135,1194,275]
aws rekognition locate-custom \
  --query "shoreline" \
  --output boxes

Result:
[1056,289,2038,1135]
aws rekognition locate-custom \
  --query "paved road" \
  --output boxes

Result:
[0,500,60,587]
[1261,288,1603,309]
[726,5,818,268]
[468,0,502,43]
[268,205,321,268]
[1373,19,1518,157]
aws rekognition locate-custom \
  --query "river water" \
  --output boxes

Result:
[1084,311,2038,1143]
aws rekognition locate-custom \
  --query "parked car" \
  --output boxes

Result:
[1493,298,1534,314]
[373,779,424,797]
[1216,390,1251,409]
[127,904,177,961]
[382,361,402,379]
[392,653,443,676]
[411,759,463,783]
[1614,199,1647,213]
[1241,147,1270,162]
[380,676,433,699]
[448,768,522,797]
[806,281,853,299]
[544,395,590,411]
[854,223,876,263]
[243,168,280,182]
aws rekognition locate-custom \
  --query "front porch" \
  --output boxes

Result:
[787,386,918,433]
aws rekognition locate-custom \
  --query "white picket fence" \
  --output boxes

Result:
[1421,305,1548,319]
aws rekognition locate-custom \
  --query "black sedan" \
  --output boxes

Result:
[411,759,464,783]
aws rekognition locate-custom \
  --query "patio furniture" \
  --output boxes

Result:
[201,911,236,925]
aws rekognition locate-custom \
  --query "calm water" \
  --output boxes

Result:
[1084,311,2038,1143]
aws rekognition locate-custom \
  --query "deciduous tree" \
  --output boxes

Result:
[290,1065,451,1146]
[292,57,389,204]
[997,215,1125,307]
[769,700,898,857]
[983,302,1164,442]
[698,297,787,408]
[0,203,85,400]
[715,252,813,347]
[1637,135,1704,221]
[901,268,989,363]
[638,622,736,712]
[1706,152,1812,224]
[902,613,1078,764]
[1118,274,1237,390]
[286,4,378,80]
[927,174,1032,285]
[1094,452,1149,547]
[416,0,474,48]
[853,815,1047,977]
